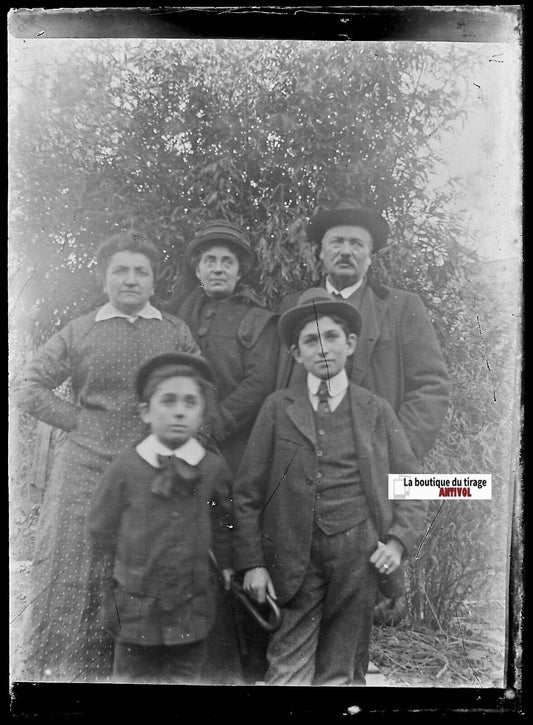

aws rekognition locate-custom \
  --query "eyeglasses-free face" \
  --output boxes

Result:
[319,225,373,290]
[104,251,155,314]
[291,315,357,380]
[140,375,205,449]
[195,245,242,299]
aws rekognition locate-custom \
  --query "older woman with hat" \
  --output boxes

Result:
[12,230,200,682]
[173,220,279,474]
[277,200,450,463]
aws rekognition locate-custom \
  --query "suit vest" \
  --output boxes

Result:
[312,393,369,535]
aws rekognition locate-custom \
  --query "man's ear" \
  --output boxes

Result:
[290,343,303,364]
[346,333,357,356]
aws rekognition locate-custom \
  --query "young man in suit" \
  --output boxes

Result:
[233,288,427,686]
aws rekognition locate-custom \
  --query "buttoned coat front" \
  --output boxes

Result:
[232,382,427,606]
[88,447,233,646]
[276,280,450,461]
[176,285,280,473]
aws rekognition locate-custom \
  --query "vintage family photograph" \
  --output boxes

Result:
[8,6,523,718]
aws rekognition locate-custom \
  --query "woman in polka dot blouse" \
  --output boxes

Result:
[13,230,200,682]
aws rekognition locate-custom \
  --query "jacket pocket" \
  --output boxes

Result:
[102,581,155,635]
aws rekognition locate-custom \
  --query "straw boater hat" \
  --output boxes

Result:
[184,220,257,273]
[306,200,390,252]
[135,352,214,400]
[277,287,362,347]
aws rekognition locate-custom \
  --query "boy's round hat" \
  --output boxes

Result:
[306,200,389,252]
[185,220,257,272]
[135,352,215,399]
[277,287,362,347]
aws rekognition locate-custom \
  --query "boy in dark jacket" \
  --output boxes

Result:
[88,352,233,684]
[233,288,427,686]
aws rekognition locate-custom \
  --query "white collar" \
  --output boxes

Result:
[95,302,163,323]
[136,434,206,468]
[325,277,364,299]
[307,369,349,398]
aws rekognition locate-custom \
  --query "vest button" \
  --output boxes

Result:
[317,450,323,457]
[316,471,323,479]
[318,429,325,436]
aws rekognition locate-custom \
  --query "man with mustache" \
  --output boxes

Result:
[277,200,450,464]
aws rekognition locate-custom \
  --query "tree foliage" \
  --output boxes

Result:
[9,39,520,628]
[10,40,475,338]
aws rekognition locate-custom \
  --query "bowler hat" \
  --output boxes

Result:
[185,220,257,272]
[277,287,362,347]
[135,352,215,400]
[307,200,389,252]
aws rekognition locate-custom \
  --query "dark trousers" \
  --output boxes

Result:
[234,598,270,683]
[113,639,207,684]
[201,581,244,684]
[266,519,378,686]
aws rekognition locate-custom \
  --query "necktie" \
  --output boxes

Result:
[317,380,331,417]
[150,454,200,498]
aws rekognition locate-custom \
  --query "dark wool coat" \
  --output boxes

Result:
[87,447,233,646]
[176,285,280,473]
[232,382,428,606]
[276,279,451,461]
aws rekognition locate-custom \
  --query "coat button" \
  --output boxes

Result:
[317,471,323,479]
[318,429,325,436]
[317,450,323,457]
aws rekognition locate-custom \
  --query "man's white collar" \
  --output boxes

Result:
[136,434,206,468]
[95,302,163,322]
[325,277,364,299]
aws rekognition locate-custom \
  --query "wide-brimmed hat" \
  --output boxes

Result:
[306,200,389,252]
[185,220,257,272]
[277,287,362,347]
[135,352,214,400]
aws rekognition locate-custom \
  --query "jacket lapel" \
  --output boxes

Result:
[348,386,377,505]
[285,384,317,447]
[350,284,389,385]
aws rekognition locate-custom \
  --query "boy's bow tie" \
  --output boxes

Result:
[150,454,200,497]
